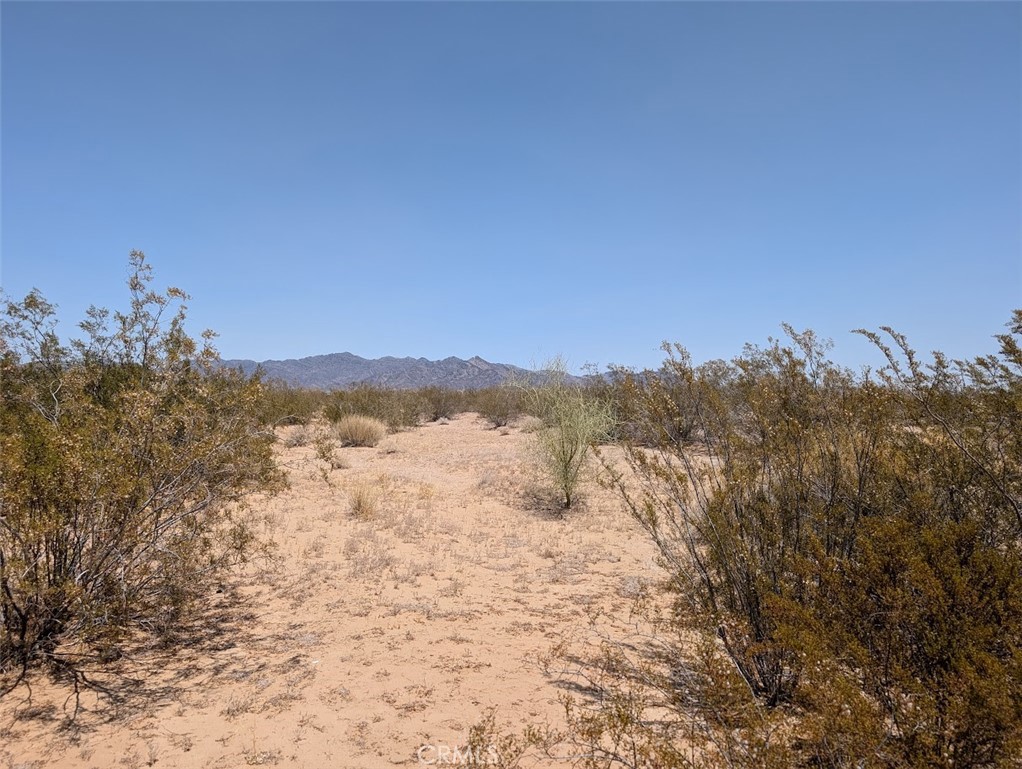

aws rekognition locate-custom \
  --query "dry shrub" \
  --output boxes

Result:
[323,385,422,431]
[0,252,282,676]
[418,385,465,422]
[473,386,522,428]
[281,424,311,447]
[333,414,386,447]
[253,381,326,426]
[348,484,379,519]
[491,315,1022,768]
[313,431,338,463]
[343,528,395,577]
[517,415,544,433]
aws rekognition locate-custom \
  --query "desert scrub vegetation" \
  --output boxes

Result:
[419,385,466,422]
[323,384,423,431]
[471,385,523,428]
[347,483,379,519]
[252,380,327,427]
[521,358,614,511]
[281,423,312,448]
[332,414,387,447]
[593,352,720,447]
[0,252,282,680]
[524,315,1022,768]
[323,384,470,428]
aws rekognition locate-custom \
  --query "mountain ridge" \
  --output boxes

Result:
[220,352,538,390]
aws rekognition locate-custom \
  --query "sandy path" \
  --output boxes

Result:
[0,413,661,769]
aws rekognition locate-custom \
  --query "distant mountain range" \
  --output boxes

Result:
[220,352,540,390]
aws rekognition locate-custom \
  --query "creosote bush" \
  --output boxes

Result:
[332,414,387,447]
[252,380,328,427]
[483,316,1022,768]
[419,385,466,422]
[472,385,523,428]
[324,385,423,431]
[566,316,1022,767]
[0,252,282,677]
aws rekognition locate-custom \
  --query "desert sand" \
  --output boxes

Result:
[0,413,663,769]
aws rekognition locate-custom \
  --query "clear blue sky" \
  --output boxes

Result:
[2,1,1020,373]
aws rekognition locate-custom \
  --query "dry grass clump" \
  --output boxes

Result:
[281,424,312,448]
[348,483,379,519]
[343,527,395,576]
[517,415,544,433]
[333,414,387,447]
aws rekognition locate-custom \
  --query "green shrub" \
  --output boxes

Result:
[522,358,614,511]
[472,385,522,428]
[598,355,713,447]
[332,414,387,447]
[324,385,422,431]
[418,385,465,422]
[0,252,282,675]
[252,380,327,426]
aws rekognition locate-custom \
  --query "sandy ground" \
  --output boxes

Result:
[0,413,663,769]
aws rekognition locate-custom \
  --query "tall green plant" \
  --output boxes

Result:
[522,358,613,511]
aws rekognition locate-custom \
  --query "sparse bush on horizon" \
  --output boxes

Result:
[472,385,523,428]
[324,384,423,431]
[252,380,328,427]
[0,252,282,677]
[332,414,387,447]
[419,385,466,422]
